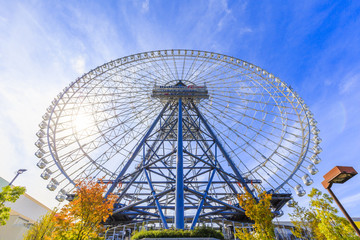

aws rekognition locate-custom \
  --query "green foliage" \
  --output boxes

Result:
[235,186,275,240]
[289,200,319,239]
[0,185,26,225]
[290,188,358,240]
[131,226,224,240]
[23,209,57,240]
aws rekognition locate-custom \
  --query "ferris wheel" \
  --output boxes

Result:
[35,49,321,228]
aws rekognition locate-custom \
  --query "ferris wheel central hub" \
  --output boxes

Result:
[151,81,209,99]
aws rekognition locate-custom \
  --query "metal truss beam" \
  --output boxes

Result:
[192,103,256,200]
[191,169,216,229]
[113,188,174,214]
[144,168,168,228]
[105,103,169,198]
[185,187,244,213]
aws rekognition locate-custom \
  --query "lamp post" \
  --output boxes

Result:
[1,169,27,206]
[322,166,360,237]
[8,169,27,186]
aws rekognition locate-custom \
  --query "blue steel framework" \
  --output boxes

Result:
[104,83,276,229]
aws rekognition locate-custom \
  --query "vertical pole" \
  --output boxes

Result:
[233,221,236,240]
[222,219,225,238]
[8,172,20,186]
[175,98,184,229]
[326,187,360,237]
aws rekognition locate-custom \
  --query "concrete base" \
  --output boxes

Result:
[141,238,219,240]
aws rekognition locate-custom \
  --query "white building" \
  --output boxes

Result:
[0,177,50,240]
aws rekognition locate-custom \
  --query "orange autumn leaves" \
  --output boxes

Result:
[24,179,116,240]
[51,179,116,240]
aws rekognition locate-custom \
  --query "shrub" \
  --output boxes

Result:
[131,226,224,240]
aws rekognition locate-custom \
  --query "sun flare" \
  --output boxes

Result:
[73,110,95,133]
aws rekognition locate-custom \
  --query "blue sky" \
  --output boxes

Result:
[1,0,360,219]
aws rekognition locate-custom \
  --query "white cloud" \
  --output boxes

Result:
[339,72,360,94]
[141,0,150,13]
[71,56,86,75]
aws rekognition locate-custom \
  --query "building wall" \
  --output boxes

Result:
[4,192,50,222]
[0,215,32,240]
[354,218,360,228]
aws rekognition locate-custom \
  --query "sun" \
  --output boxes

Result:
[73,109,95,134]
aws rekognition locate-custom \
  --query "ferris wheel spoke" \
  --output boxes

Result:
[183,54,209,83]
[119,61,168,85]
[208,102,303,140]
[149,56,177,82]
[200,102,285,149]
[193,65,248,86]
[210,93,302,120]
[55,114,152,177]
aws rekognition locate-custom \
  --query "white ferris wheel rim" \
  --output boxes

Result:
[35,49,321,200]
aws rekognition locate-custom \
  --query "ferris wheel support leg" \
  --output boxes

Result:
[175,98,184,229]
[144,168,169,229]
[190,169,216,230]
[192,103,256,200]
[105,102,169,199]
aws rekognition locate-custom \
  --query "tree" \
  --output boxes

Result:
[289,199,324,240]
[308,188,358,240]
[23,209,57,240]
[50,179,117,240]
[0,185,26,225]
[235,186,275,240]
[290,188,358,240]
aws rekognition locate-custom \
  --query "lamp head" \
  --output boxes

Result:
[17,169,27,174]
[323,166,357,189]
